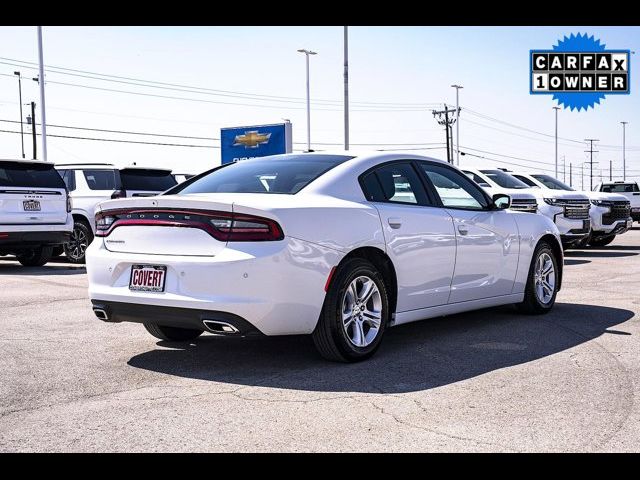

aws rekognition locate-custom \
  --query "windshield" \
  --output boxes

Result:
[480,170,530,189]
[172,154,353,195]
[0,161,65,189]
[119,169,177,191]
[600,183,640,193]
[531,174,574,191]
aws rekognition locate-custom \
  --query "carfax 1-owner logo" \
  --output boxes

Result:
[530,33,630,111]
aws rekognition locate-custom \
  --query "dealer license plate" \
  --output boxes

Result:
[129,265,167,292]
[23,200,41,211]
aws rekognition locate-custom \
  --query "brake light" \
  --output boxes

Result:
[95,209,284,242]
[66,196,72,213]
[111,189,127,199]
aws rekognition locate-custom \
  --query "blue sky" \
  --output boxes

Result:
[0,26,638,185]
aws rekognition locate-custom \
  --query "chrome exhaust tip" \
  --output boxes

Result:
[93,308,109,321]
[202,319,240,334]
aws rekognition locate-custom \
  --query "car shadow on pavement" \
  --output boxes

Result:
[127,303,634,394]
[564,250,638,258]
[564,259,591,266]
[0,257,85,275]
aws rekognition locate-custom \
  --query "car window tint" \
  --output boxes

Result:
[421,164,488,210]
[83,170,119,190]
[360,172,386,202]
[462,170,491,187]
[119,169,177,191]
[0,161,65,188]
[372,163,427,205]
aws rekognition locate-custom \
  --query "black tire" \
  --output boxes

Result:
[574,234,590,249]
[517,241,559,315]
[143,323,204,341]
[312,258,390,362]
[51,246,64,257]
[588,235,615,247]
[64,220,93,264]
[17,246,54,267]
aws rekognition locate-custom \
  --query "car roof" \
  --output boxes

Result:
[55,163,116,169]
[1,158,57,165]
[119,166,172,172]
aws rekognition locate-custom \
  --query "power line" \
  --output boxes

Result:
[0,57,438,109]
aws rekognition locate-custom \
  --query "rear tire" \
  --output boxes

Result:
[143,323,203,341]
[517,241,559,315]
[17,246,53,267]
[64,220,93,264]
[588,234,615,247]
[312,258,390,362]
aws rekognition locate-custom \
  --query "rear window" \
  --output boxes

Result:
[120,169,177,191]
[601,183,640,193]
[172,154,353,195]
[0,161,65,189]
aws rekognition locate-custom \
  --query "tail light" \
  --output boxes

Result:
[66,196,73,213]
[95,209,284,242]
[111,189,127,199]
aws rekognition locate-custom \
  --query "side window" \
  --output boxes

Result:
[361,163,429,205]
[58,169,76,191]
[83,169,118,190]
[462,170,491,188]
[420,163,489,210]
[513,174,537,187]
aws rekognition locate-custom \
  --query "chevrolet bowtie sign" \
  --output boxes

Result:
[221,123,293,164]
[233,131,272,148]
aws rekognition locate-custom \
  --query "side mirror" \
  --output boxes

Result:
[492,193,511,210]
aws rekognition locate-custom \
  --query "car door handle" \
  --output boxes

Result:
[388,217,402,229]
[457,225,469,235]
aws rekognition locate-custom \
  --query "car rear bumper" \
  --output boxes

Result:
[91,300,264,336]
[0,229,71,249]
[86,237,342,336]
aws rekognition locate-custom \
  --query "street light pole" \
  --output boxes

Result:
[621,121,628,181]
[553,106,560,178]
[37,26,48,162]
[343,27,349,151]
[297,48,317,152]
[14,71,25,158]
[451,85,463,166]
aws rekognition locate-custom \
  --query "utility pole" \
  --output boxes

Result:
[451,85,463,166]
[343,26,349,151]
[562,155,566,183]
[584,139,599,191]
[14,72,25,158]
[569,163,572,187]
[297,48,317,152]
[28,102,37,159]
[553,106,560,178]
[432,104,458,164]
[621,121,628,181]
[610,160,613,181]
[37,26,48,162]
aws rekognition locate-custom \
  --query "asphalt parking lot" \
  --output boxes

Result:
[1,230,639,452]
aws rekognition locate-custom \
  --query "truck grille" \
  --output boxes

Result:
[602,201,631,225]
[563,200,590,220]
[510,199,538,213]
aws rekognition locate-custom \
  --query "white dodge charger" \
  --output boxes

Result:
[87,153,563,362]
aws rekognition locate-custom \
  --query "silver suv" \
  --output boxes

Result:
[0,159,73,266]
[55,163,177,263]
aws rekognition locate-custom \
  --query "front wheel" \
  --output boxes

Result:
[588,234,615,247]
[17,246,54,267]
[312,258,390,362]
[517,242,559,315]
[143,323,203,341]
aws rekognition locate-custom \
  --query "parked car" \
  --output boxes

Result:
[512,172,632,247]
[462,168,591,248]
[593,181,640,223]
[87,153,563,362]
[461,169,538,214]
[55,163,177,263]
[0,159,72,266]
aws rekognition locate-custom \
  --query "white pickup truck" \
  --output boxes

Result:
[593,181,640,224]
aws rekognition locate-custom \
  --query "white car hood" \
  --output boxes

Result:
[574,190,628,202]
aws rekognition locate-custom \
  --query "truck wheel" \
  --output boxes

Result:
[64,220,93,264]
[17,246,54,267]
[588,235,615,247]
[143,323,203,341]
